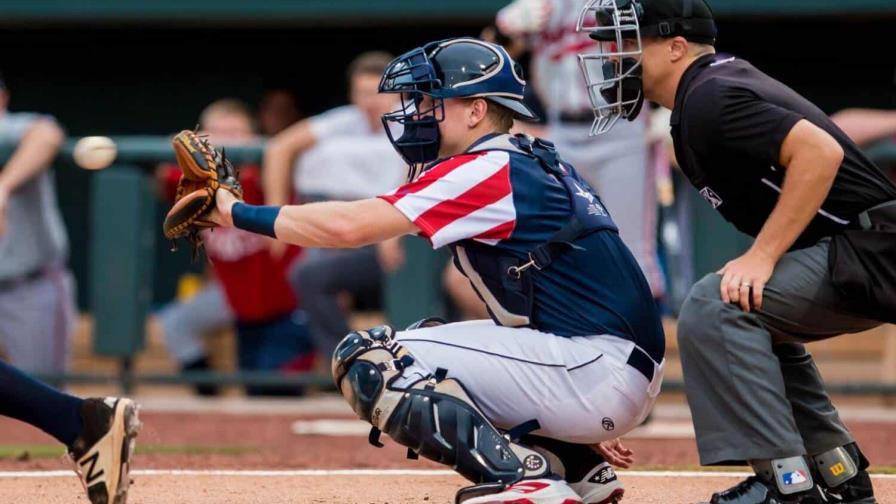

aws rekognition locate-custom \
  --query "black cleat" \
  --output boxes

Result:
[815,443,877,504]
[704,476,828,504]
[822,473,877,504]
[68,398,141,504]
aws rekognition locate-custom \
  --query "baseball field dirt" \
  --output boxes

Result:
[0,399,894,503]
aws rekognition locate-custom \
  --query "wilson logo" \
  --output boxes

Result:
[80,452,105,485]
[830,463,846,477]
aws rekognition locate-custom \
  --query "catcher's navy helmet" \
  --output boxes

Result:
[379,37,537,180]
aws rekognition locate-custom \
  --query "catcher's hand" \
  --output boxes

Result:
[162,130,243,254]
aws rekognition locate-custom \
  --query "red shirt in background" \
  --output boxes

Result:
[160,164,302,322]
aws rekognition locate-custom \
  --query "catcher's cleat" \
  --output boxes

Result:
[702,476,829,504]
[459,479,584,504]
[569,463,624,504]
[68,398,141,504]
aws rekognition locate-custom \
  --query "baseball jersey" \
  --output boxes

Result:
[498,0,598,118]
[0,113,69,280]
[380,133,664,362]
[296,105,406,201]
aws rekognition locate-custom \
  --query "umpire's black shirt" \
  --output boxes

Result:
[671,53,896,250]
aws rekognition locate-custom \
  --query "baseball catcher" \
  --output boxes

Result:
[177,38,666,504]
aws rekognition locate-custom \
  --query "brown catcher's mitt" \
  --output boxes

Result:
[163,130,243,254]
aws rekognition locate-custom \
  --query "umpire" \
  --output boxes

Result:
[578,0,896,503]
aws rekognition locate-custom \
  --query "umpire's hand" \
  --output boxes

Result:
[717,248,776,312]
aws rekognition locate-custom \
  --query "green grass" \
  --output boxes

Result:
[0,445,67,460]
[0,444,253,460]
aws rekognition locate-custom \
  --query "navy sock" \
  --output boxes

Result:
[0,360,84,447]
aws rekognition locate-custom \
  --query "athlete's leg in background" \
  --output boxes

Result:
[291,246,383,361]
[157,281,233,367]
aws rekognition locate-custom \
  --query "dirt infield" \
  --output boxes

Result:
[3,410,896,470]
[1,403,895,503]
[1,473,895,503]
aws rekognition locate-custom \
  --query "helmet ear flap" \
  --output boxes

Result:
[512,61,525,82]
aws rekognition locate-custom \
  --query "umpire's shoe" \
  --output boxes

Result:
[703,476,829,504]
[69,398,141,504]
[813,443,877,504]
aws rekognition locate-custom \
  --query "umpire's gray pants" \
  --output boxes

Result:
[678,239,883,465]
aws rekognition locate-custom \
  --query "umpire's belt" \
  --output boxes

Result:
[0,267,45,292]
[626,345,656,382]
[558,111,596,124]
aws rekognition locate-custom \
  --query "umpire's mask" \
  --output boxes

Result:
[576,0,717,135]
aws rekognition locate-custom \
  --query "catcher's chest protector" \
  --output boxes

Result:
[451,134,618,328]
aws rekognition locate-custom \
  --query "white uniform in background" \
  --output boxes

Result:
[498,0,665,296]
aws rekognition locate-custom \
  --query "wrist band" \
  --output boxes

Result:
[231,202,280,238]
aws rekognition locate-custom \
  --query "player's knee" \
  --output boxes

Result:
[678,273,723,350]
[331,325,406,422]
[331,325,549,485]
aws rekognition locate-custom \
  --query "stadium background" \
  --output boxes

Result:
[1,1,895,308]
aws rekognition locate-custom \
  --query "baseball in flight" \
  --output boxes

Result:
[73,136,117,170]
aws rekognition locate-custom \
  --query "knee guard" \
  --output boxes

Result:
[332,326,550,486]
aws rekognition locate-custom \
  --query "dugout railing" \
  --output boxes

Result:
[1,136,895,394]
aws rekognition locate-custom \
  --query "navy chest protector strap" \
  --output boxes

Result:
[503,135,618,278]
[452,134,618,329]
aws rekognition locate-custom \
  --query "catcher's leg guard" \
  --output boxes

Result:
[332,325,551,488]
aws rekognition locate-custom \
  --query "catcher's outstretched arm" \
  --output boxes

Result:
[212,189,418,249]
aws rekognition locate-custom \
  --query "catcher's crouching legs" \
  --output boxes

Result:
[332,325,552,502]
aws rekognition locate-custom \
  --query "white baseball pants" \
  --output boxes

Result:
[392,320,664,444]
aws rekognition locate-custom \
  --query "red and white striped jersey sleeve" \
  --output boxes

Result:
[379,150,517,249]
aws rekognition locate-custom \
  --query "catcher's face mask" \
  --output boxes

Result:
[380,47,446,181]
[380,38,537,181]
[576,0,646,136]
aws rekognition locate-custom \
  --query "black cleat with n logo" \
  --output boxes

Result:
[68,398,141,504]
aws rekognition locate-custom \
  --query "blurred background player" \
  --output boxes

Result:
[257,88,303,137]
[159,99,313,395]
[492,0,666,300]
[0,72,76,376]
[262,51,406,361]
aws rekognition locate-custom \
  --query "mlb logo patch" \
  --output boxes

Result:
[782,470,808,486]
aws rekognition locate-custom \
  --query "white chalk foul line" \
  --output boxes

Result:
[0,469,894,479]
